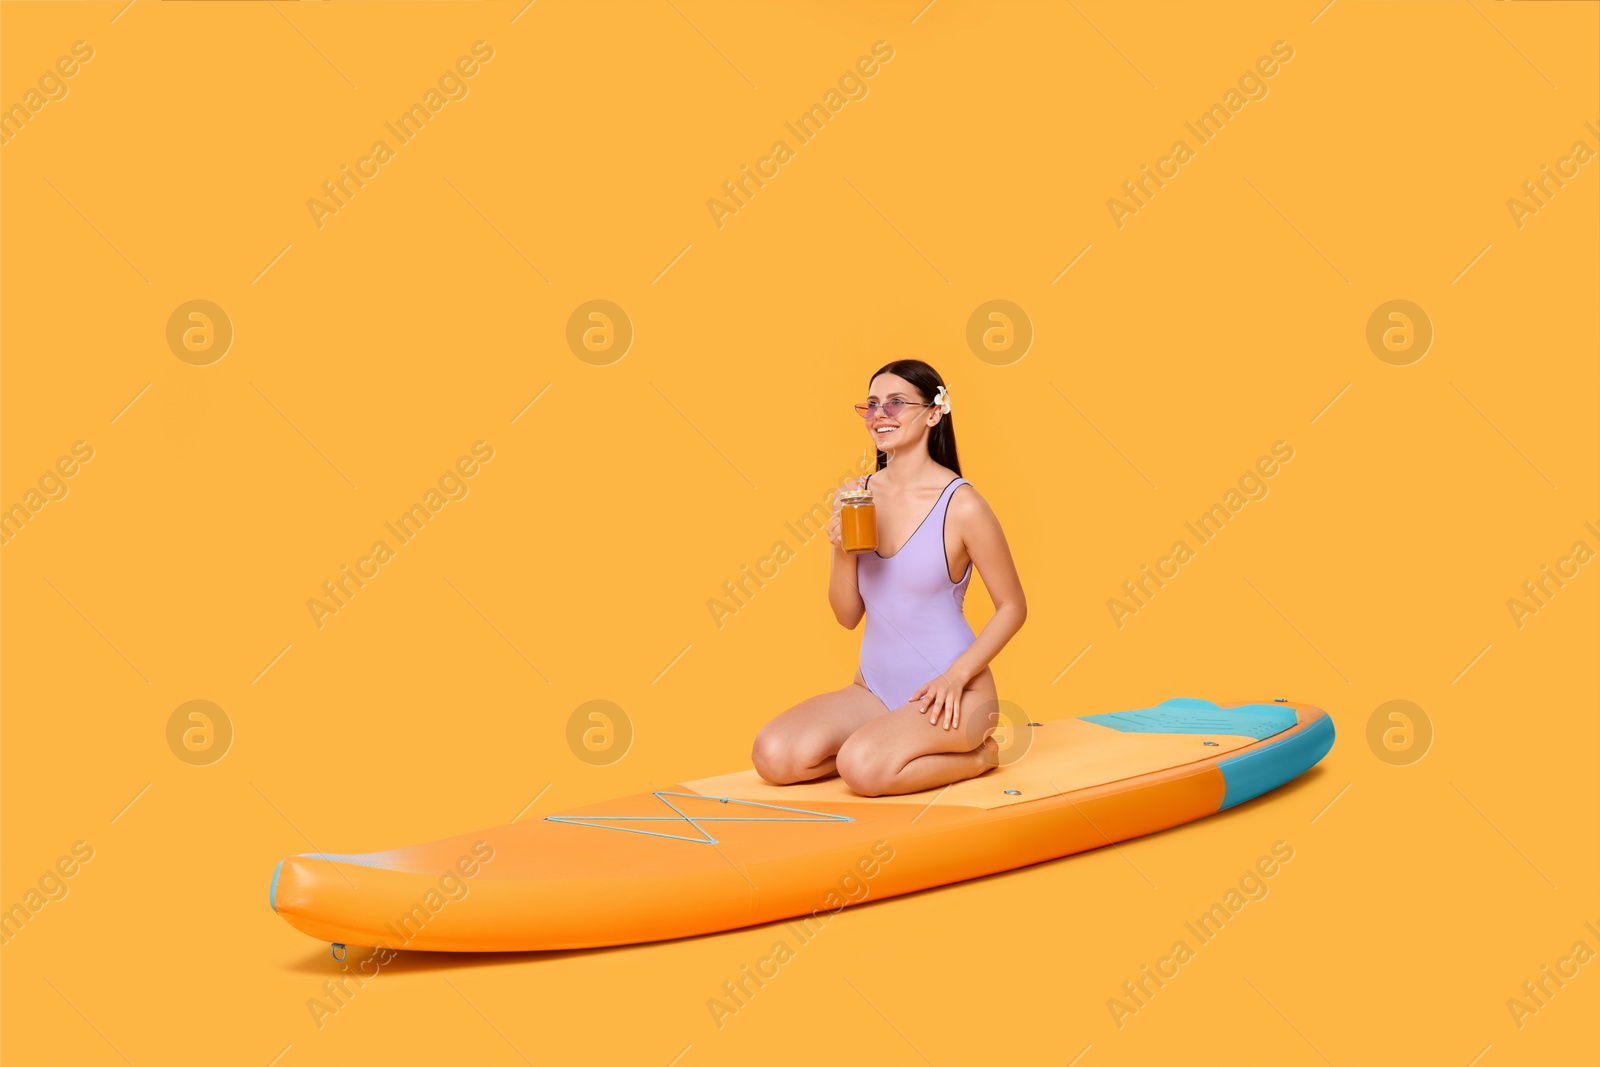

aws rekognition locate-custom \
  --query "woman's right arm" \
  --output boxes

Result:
[826,479,867,628]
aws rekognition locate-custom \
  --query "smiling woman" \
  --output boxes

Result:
[749,359,1029,797]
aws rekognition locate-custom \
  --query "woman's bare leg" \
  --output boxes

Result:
[834,668,1002,796]
[750,671,890,784]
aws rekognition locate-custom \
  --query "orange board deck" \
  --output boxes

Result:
[269,697,1334,952]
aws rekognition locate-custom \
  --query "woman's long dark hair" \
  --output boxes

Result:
[867,359,961,476]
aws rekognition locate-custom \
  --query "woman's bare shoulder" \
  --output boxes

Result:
[948,478,996,524]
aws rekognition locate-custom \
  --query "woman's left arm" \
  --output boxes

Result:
[944,485,1026,686]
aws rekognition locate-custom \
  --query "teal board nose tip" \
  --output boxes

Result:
[270,858,284,912]
[1218,712,1336,810]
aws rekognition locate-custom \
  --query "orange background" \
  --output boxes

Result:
[3,1,1596,1064]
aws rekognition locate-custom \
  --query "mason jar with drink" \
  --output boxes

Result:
[838,484,877,553]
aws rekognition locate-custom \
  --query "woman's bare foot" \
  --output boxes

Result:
[974,736,1000,771]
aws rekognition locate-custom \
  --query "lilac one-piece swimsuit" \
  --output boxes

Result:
[856,474,976,710]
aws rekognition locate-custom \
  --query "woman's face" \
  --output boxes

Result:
[864,373,938,455]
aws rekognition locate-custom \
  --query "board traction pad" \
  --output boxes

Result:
[1082,699,1298,739]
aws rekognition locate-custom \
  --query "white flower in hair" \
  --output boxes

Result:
[934,385,951,415]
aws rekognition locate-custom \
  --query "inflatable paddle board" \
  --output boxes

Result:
[269,697,1333,952]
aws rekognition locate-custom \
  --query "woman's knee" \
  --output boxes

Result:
[751,724,827,784]
[750,727,790,783]
[835,735,891,797]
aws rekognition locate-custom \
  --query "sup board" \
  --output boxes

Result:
[269,696,1333,952]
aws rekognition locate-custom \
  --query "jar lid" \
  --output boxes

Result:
[838,488,873,503]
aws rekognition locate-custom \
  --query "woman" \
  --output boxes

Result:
[751,359,1027,797]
